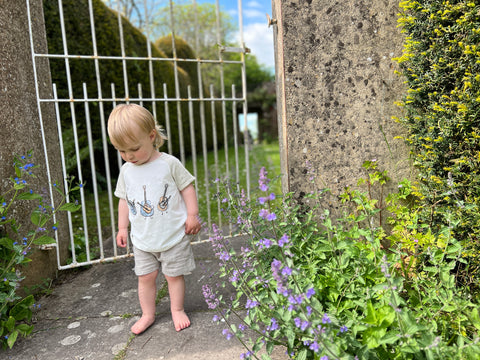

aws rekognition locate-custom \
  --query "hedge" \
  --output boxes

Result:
[395,0,480,285]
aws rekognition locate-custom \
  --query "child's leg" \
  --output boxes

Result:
[131,269,158,335]
[164,274,190,331]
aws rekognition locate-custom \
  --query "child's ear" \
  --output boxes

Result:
[149,129,156,142]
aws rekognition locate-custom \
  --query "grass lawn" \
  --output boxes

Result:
[184,141,281,225]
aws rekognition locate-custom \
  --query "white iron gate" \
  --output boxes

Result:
[26,0,251,270]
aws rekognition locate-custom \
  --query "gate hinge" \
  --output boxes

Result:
[218,45,251,54]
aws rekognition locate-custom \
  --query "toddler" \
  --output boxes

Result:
[108,103,201,334]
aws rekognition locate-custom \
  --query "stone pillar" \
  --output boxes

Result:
[0,0,68,289]
[272,0,410,210]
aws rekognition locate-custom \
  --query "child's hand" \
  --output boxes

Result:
[117,228,128,248]
[185,214,201,235]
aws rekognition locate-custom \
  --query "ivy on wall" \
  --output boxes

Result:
[395,0,480,276]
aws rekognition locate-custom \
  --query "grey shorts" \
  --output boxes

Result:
[133,235,196,277]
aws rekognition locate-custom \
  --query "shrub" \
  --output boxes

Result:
[43,0,220,186]
[394,0,480,286]
[0,153,81,349]
[203,164,480,359]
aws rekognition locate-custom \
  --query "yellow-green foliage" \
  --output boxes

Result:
[395,1,480,270]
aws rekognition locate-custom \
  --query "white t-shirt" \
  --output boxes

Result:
[114,153,195,252]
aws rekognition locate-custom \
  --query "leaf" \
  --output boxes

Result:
[286,328,295,348]
[15,324,33,336]
[0,237,14,250]
[32,235,56,246]
[7,330,18,349]
[363,327,385,349]
[29,211,47,227]
[378,331,401,345]
[296,349,307,360]
[58,202,81,212]
[17,192,42,201]
[446,242,461,254]
[266,341,274,355]
[468,308,480,331]
[5,316,15,332]
[364,301,377,325]
[9,295,34,321]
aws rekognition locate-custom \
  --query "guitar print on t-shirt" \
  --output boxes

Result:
[126,194,137,215]
[157,184,171,213]
[137,185,154,217]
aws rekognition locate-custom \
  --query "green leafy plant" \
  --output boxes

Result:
[203,164,480,359]
[394,0,480,287]
[0,153,81,349]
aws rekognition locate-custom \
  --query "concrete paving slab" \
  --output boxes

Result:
[3,235,288,360]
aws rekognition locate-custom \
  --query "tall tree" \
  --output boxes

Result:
[101,0,161,36]
[152,2,236,58]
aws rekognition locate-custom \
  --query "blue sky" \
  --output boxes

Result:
[199,0,275,71]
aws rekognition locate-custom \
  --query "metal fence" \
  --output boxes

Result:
[26,0,251,270]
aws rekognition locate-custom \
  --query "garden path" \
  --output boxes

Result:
[4,236,288,360]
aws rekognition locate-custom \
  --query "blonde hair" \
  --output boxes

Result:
[107,103,167,150]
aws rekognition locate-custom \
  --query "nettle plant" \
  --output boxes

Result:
[203,164,480,359]
[0,153,81,349]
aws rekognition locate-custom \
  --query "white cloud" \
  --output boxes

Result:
[246,1,262,9]
[243,8,265,19]
[240,21,275,71]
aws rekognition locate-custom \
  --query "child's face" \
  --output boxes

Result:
[115,128,157,166]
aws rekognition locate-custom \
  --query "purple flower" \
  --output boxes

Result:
[229,270,240,283]
[258,167,270,191]
[294,317,301,327]
[202,284,219,309]
[219,251,231,261]
[322,313,331,324]
[306,287,315,299]
[278,234,289,247]
[240,351,253,359]
[271,259,282,270]
[262,238,272,248]
[259,209,269,219]
[294,318,310,331]
[245,299,259,309]
[268,193,276,201]
[258,197,267,205]
[267,317,279,331]
[309,341,320,352]
[266,213,277,221]
[282,266,293,276]
[222,328,233,340]
[339,325,348,333]
[257,238,273,249]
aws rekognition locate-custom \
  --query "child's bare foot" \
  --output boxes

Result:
[131,315,155,335]
[172,310,190,331]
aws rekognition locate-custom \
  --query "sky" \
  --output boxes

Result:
[200,0,275,72]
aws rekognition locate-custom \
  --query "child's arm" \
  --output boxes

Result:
[180,184,201,235]
[117,198,129,248]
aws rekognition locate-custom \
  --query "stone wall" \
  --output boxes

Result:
[0,0,68,289]
[272,0,411,210]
